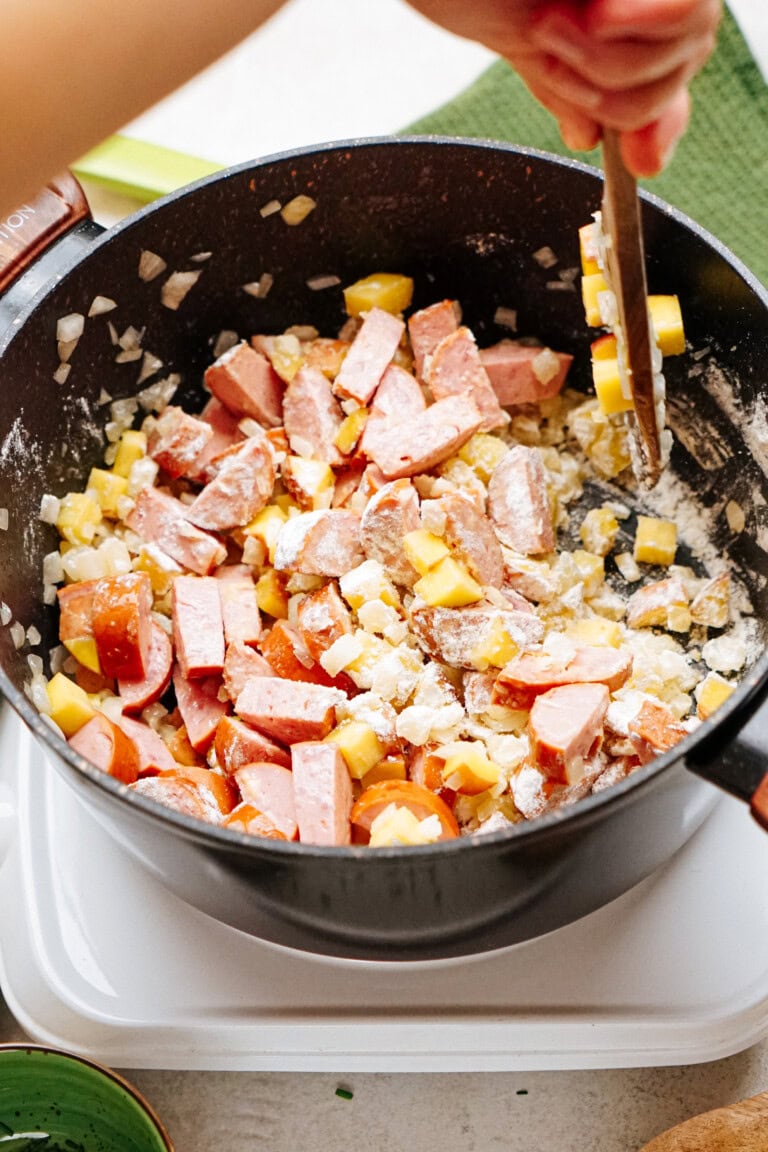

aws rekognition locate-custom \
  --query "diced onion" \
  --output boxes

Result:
[10,620,25,649]
[161,270,202,310]
[493,306,517,331]
[57,338,78,363]
[306,274,340,291]
[56,312,84,342]
[0,508,8,531]
[0,602,11,626]
[118,325,145,351]
[138,250,167,282]
[212,329,239,358]
[281,195,316,226]
[190,251,212,263]
[260,199,282,217]
[26,624,41,646]
[96,388,112,406]
[243,273,273,299]
[53,363,71,384]
[115,348,143,364]
[88,295,117,316]
[49,644,67,674]
[136,374,179,413]
[533,246,558,268]
[27,653,43,675]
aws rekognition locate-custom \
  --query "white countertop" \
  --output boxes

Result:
[3,2,768,1149]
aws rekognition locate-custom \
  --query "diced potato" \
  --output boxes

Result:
[343,273,414,318]
[666,604,692,633]
[56,492,102,546]
[266,334,304,383]
[568,617,623,647]
[573,549,605,596]
[578,221,601,275]
[334,407,368,455]
[690,573,730,628]
[581,271,609,327]
[46,672,96,736]
[243,504,288,563]
[413,556,484,608]
[441,742,501,796]
[368,804,442,847]
[282,456,334,510]
[255,568,289,619]
[63,636,101,674]
[458,432,508,484]
[592,358,633,415]
[339,560,400,611]
[133,544,182,596]
[360,755,408,789]
[325,719,385,780]
[403,529,450,576]
[470,617,520,670]
[580,507,620,557]
[649,295,685,357]
[634,516,677,566]
[590,334,617,361]
[112,429,147,479]
[696,672,736,719]
[87,468,128,519]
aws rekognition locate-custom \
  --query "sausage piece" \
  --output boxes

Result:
[426,327,508,432]
[283,365,345,466]
[273,509,364,577]
[173,667,229,752]
[235,762,299,839]
[435,492,504,589]
[480,340,572,405]
[92,572,153,680]
[118,620,173,713]
[125,487,227,575]
[236,676,345,744]
[492,644,633,710]
[333,307,405,405]
[488,445,555,555]
[365,394,483,480]
[291,741,353,846]
[204,340,284,427]
[407,299,460,380]
[68,712,140,784]
[186,436,275,531]
[214,713,291,772]
[528,682,610,784]
[147,405,214,479]
[360,479,421,587]
[172,575,225,679]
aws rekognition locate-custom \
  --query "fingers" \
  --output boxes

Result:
[619,88,691,176]
[580,0,722,41]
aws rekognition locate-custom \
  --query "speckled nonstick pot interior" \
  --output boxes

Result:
[1,138,767,961]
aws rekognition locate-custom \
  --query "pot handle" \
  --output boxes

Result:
[685,672,768,832]
[0,172,91,294]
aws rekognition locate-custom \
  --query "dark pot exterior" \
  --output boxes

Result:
[1,139,767,960]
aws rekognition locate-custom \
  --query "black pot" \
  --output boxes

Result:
[1,138,766,961]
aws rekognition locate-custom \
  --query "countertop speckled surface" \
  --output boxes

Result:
[2,2,767,1148]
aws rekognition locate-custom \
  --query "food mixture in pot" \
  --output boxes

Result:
[26,250,750,848]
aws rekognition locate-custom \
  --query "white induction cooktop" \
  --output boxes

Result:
[0,704,767,1073]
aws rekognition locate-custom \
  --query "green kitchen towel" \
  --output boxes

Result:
[408,7,768,288]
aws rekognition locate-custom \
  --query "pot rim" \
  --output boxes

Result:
[1,134,766,859]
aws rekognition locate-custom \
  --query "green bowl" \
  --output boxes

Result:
[0,1045,173,1151]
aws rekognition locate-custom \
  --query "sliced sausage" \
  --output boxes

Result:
[130,775,222,823]
[628,699,690,764]
[492,644,633,710]
[236,676,345,744]
[173,667,229,752]
[214,713,291,773]
[115,713,178,776]
[291,741,353,846]
[221,802,289,840]
[365,394,483,480]
[57,578,97,643]
[147,405,214,479]
[204,340,284,427]
[190,396,245,482]
[260,619,344,689]
[216,569,262,648]
[118,619,173,713]
[158,765,236,815]
[436,492,504,588]
[410,601,544,669]
[295,582,353,663]
[528,682,610,784]
[172,575,225,679]
[235,762,298,839]
[488,445,555,555]
[273,509,364,577]
[407,299,460,380]
[479,340,572,405]
[92,572,153,680]
[360,479,421,587]
[125,487,227,575]
[186,436,275,531]
[333,307,405,405]
[222,640,274,704]
[426,327,508,432]
[283,365,345,465]
[68,712,140,784]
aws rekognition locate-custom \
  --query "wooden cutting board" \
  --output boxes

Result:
[640,1091,768,1150]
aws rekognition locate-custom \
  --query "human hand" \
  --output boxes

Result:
[407,0,722,176]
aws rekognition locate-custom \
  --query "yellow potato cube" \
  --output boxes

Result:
[573,549,605,596]
[568,617,623,647]
[441,742,501,796]
[696,672,736,720]
[133,545,182,596]
[243,504,288,563]
[580,507,620,557]
[334,407,369,455]
[413,556,484,608]
[56,492,102,546]
[690,573,730,628]
[343,273,414,318]
[62,636,102,674]
[368,804,441,847]
[325,719,385,780]
[282,456,334,510]
[268,334,305,383]
[360,756,408,789]
[581,271,609,327]
[470,617,520,670]
[592,357,633,415]
[634,516,677,566]
[339,561,401,611]
[667,604,692,633]
[46,673,96,737]
[112,429,147,478]
[649,295,685,357]
[403,529,450,576]
[579,221,601,275]
[591,334,617,361]
[255,568,288,619]
[458,432,508,484]
[87,468,128,519]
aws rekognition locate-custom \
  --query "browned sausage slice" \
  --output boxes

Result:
[480,340,572,405]
[91,572,153,680]
[426,327,508,432]
[493,644,633,709]
[68,712,140,784]
[186,437,275,531]
[125,487,227,575]
[333,307,405,405]
[118,620,173,713]
[273,509,364,577]
[283,365,345,465]
[529,682,610,784]
[236,676,345,744]
[360,479,421,587]
[214,713,291,772]
[488,445,555,555]
[435,492,504,588]
[235,762,298,839]
[291,741,353,846]
[204,340,284,427]
[407,299,460,380]
[365,395,483,480]
[147,405,214,479]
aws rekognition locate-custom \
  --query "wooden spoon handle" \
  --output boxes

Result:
[640,1091,768,1150]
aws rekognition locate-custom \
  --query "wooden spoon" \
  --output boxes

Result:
[640,1091,768,1150]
